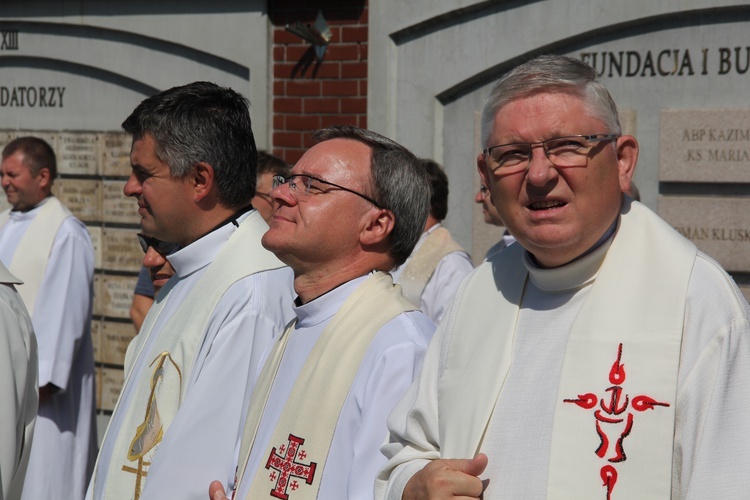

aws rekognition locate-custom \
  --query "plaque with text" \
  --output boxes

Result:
[102,228,142,272]
[100,132,132,177]
[103,180,139,224]
[658,195,750,272]
[56,179,102,221]
[99,321,136,366]
[16,130,58,153]
[97,367,124,411]
[57,132,99,175]
[660,109,750,183]
[87,226,102,269]
[94,274,137,319]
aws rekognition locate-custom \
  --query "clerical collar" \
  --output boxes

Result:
[524,217,618,293]
[9,195,51,215]
[183,204,253,247]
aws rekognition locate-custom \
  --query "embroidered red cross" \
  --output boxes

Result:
[563,343,670,500]
[265,434,317,499]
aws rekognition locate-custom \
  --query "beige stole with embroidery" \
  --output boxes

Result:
[235,271,414,500]
[438,200,696,499]
[0,196,71,315]
[94,212,286,500]
[398,226,466,307]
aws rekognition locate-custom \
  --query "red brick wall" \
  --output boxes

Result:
[269,0,368,164]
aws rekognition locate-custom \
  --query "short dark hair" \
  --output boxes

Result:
[313,125,431,267]
[420,158,448,221]
[2,136,57,179]
[257,151,291,178]
[122,81,258,208]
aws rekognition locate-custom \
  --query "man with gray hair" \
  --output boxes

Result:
[88,81,295,500]
[210,125,435,500]
[377,55,749,499]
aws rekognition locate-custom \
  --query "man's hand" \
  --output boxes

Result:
[403,453,488,499]
[209,480,229,500]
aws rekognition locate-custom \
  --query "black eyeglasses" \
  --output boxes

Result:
[483,134,619,173]
[272,174,383,209]
[137,233,180,255]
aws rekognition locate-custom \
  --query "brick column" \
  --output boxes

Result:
[270,0,368,164]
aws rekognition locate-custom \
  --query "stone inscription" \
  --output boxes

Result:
[56,179,102,221]
[581,47,750,78]
[103,180,139,224]
[1,29,18,50]
[98,321,137,366]
[0,87,65,108]
[94,274,137,319]
[102,228,142,273]
[97,367,124,411]
[100,133,132,177]
[659,110,750,183]
[58,132,99,175]
[658,196,750,272]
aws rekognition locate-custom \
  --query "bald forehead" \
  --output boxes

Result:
[300,138,373,186]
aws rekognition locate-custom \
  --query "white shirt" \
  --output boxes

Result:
[91,211,295,500]
[0,201,96,500]
[234,275,435,500]
[391,224,474,324]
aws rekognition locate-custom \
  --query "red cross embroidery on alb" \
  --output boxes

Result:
[265,434,317,499]
[563,343,670,500]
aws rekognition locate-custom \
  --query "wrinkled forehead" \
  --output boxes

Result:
[294,138,373,187]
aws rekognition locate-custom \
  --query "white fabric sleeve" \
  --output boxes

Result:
[33,218,93,391]
[420,251,474,324]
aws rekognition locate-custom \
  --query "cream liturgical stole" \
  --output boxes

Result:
[235,272,414,500]
[0,196,71,315]
[438,200,696,499]
[96,213,285,500]
[398,226,465,307]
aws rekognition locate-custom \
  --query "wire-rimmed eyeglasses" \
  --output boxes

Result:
[483,134,619,173]
[272,174,383,209]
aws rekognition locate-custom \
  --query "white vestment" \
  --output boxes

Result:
[391,224,473,323]
[232,274,435,500]
[88,210,295,500]
[0,263,38,500]
[0,197,96,500]
[483,230,516,261]
[378,201,750,500]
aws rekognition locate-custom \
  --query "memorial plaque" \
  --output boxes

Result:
[57,132,99,175]
[98,367,124,411]
[56,179,102,221]
[88,226,103,270]
[103,180,139,224]
[99,321,137,366]
[100,132,132,177]
[16,130,58,153]
[660,109,750,183]
[94,274,137,319]
[658,196,750,272]
[102,228,142,272]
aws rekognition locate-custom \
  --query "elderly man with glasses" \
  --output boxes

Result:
[377,55,750,499]
[209,125,435,500]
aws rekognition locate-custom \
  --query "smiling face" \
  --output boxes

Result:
[123,134,196,245]
[0,151,49,211]
[478,91,637,268]
[142,245,176,295]
[251,171,276,223]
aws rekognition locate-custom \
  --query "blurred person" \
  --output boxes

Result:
[475,184,515,260]
[251,151,290,224]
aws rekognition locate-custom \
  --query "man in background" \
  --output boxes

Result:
[475,184,515,260]
[391,159,473,324]
[251,151,290,224]
[0,136,97,500]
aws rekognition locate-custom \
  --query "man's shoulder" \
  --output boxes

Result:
[690,251,750,318]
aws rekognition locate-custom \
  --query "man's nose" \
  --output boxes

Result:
[142,246,166,268]
[123,172,142,197]
[526,147,558,186]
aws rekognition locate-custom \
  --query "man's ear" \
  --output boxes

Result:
[360,208,395,247]
[191,162,215,202]
[615,135,638,194]
[37,167,52,191]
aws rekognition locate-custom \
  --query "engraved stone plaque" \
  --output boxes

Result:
[98,367,124,411]
[88,226,102,270]
[99,132,132,177]
[658,196,750,272]
[102,228,142,272]
[16,130,58,154]
[660,109,750,183]
[94,274,137,319]
[57,132,99,175]
[56,179,102,221]
[103,180,139,224]
[99,321,137,366]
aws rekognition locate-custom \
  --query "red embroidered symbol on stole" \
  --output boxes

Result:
[265,434,317,499]
[563,343,670,500]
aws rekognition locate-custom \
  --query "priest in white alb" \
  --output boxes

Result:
[377,55,750,500]
[0,136,97,500]
[87,82,295,500]
[209,125,436,500]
